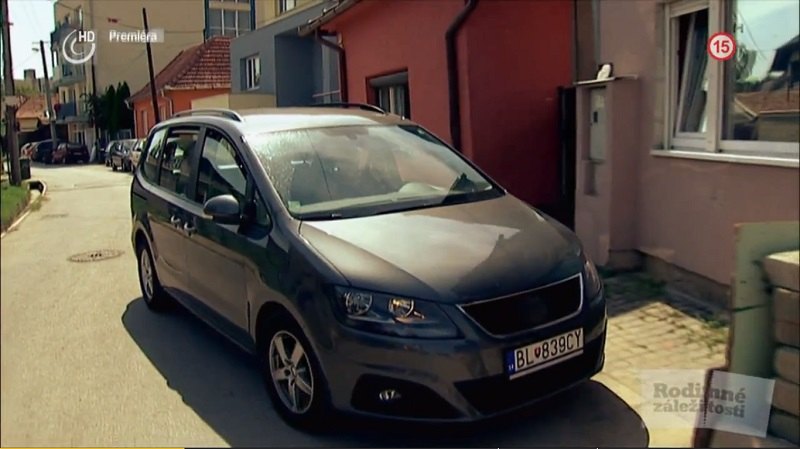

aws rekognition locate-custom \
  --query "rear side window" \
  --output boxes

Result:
[158,127,200,199]
[141,129,166,182]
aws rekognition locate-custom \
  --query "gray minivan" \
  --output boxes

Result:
[130,106,606,430]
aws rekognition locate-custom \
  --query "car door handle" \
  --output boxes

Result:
[170,216,182,227]
[183,222,196,236]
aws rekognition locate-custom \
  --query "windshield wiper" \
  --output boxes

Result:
[298,211,346,221]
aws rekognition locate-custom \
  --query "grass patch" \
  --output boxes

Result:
[604,273,666,299]
[1,184,30,231]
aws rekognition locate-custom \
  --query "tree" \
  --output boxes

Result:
[81,92,105,130]
[115,82,134,133]
[104,85,119,138]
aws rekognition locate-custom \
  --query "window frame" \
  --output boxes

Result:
[195,125,273,229]
[663,0,799,160]
[155,125,204,201]
[244,55,261,91]
[369,71,411,118]
[278,0,297,14]
[208,5,249,37]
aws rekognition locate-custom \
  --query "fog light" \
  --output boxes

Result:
[378,389,402,402]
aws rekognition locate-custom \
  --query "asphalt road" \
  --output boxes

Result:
[1,163,650,447]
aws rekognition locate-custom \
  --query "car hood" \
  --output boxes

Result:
[299,195,583,304]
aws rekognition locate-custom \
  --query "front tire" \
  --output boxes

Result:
[111,161,118,171]
[260,314,333,432]
[136,241,170,311]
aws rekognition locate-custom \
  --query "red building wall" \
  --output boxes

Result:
[326,0,573,208]
[327,0,465,143]
[133,88,227,137]
[461,0,573,206]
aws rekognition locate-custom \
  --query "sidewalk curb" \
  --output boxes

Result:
[0,180,48,239]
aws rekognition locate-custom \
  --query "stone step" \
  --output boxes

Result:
[775,347,800,384]
[773,288,800,325]
[764,251,800,292]
[773,378,800,416]
[769,410,800,445]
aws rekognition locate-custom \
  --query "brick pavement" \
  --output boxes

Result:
[601,272,729,395]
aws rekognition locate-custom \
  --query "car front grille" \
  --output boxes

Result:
[459,274,583,336]
[454,333,603,415]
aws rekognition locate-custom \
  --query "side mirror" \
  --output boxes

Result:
[203,194,241,225]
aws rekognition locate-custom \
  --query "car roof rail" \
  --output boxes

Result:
[171,108,244,122]
[307,102,387,114]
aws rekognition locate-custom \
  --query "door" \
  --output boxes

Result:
[143,126,202,299]
[182,127,268,338]
[538,87,577,229]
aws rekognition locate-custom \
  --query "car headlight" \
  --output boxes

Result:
[332,287,460,339]
[581,255,603,300]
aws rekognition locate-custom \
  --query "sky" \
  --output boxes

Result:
[7,0,54,79]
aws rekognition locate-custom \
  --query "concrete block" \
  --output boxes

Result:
[764,251,800,292]
[773,378,800,416]
[711,429,795,447]
[774,288,800,324]
[769,410,800,445]
[775,322,800,348]
[775,347,800,384]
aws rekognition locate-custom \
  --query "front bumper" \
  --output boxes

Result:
[316,291,607,422]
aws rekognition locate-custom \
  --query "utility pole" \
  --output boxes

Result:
[39,40,57,152]
[142,8,160,126]
[2,0,21,185]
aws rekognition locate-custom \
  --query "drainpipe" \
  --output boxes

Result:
[445,0,478,152]
[315,29,348,102]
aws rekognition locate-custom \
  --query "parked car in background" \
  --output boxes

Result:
[110,139,137,172]
[131,107,606,430]
[52,142,90,164]
[31,140,61,164]
[100,141,117,165]
[130,138,146,171]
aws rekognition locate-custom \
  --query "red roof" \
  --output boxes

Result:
[736,88,800,116]
[16,95,58,121]
[130,36,231,101]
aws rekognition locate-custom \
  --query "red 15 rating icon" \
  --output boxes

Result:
[708,32,737,61]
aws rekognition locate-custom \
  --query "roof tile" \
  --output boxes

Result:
[130,36,231,101]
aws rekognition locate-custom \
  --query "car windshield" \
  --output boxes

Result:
[247,124,503,219]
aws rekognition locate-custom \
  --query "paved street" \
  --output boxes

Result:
[1,164,727,447]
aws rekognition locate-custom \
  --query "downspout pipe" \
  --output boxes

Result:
[315,29,348,103]
[445,0,478,152]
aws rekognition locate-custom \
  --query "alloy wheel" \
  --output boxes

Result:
[140,249,154,300]
[269,330,315,414]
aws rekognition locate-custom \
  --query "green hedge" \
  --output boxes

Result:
[1,185,30,231]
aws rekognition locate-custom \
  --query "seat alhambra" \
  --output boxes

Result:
[130,105,606,430]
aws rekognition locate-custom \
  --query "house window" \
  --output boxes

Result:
[279,0,297,14]
[721,0,799,147]
[664,0,799,160]
[370,71,411,118]
[245,55,261,90]
[159,105,167,120]
[208,6,250,37]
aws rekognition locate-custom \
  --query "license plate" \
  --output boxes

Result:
[505,328,584,380]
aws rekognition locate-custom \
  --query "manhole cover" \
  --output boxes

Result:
[42,213,68,219]
[68,249,124,263]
